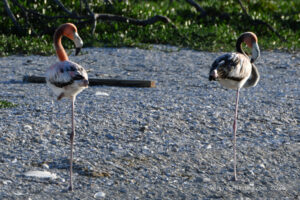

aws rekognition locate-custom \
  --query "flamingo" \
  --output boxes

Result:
[46,23,88,191]
[209,32,260,181]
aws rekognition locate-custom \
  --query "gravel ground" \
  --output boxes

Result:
[0,46,299,199]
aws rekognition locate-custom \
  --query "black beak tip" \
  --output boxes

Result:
[250,58,254,63]
[84,79,89,87]
[75,48,81,56]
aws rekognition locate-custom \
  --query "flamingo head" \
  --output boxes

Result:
[61,23,83,56]
[241,32,260,63]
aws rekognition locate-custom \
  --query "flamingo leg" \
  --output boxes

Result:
[69,97,75,191]
[233,88,240,181]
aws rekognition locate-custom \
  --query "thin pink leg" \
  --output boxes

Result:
[69,97,75,191]
[233,88,240,181]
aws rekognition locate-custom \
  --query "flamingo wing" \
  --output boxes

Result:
[209,53,251,82]
[46,61,87,88]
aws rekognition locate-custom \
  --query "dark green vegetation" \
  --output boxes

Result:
[0,100,17,108]
[0,0,299,56]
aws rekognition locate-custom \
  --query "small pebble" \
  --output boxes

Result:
[24,171,57,179]
[2,180,12,185]
[95,91,109,96]
[24,125,32,130]
[258,163,266,169]
[94,191,106,199]
[105,133,115,140]
[203,177,211,182]
[42,163,49,169]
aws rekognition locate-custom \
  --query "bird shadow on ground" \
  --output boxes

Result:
[30,159,110,178]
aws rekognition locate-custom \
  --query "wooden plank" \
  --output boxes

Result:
[23,75,46,83]
[23,75,155,88]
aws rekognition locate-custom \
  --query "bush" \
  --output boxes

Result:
[1,0,299,56]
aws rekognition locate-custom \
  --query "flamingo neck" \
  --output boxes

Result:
[54,28,69,61]
[243,64,260,88]
[236,36,246,56]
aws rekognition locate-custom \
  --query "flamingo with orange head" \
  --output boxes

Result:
[209,32,260,181]
[46,23,88,191]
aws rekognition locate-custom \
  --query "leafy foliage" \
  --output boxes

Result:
[0,100,17,109]
[0,0,299,56]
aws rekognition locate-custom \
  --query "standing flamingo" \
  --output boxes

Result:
[209,32,260,181]
[46,23,88,191]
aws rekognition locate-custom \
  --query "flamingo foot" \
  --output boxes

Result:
[68,185,73,191]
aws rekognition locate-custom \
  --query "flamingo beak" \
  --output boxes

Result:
[251,42,260,63]
[75,48,81,56]
[73,32,83,56]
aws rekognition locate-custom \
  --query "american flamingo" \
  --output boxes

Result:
[46,23,88,191]
[209,32,260,181]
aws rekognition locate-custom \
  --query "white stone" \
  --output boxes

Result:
[2,180,12,185]
[42,163,49,169]
[258,163,265,169]
[94,191,106,199]
[203,177,211,182]
[24,125,32,130]
[13,192,23,196]
[95,91,109,96]
[24,171,57,179]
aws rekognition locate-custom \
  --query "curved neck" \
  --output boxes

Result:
[244,64,260,88]
[236,36,245,55]
[54,28,68,61]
